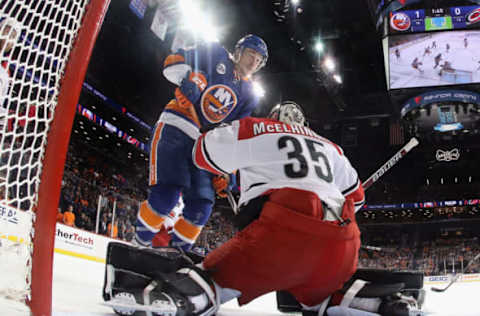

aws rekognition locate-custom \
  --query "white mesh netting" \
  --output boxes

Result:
[0,0,90,310]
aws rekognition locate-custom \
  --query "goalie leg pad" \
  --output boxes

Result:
[277,269,425,316]
[103,242,194,301]
[103,242,218,316]
[105,268,219,316]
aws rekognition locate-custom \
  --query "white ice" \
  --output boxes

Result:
[2,252,480,315]
[389,30,480,89]
[53,253,288,316]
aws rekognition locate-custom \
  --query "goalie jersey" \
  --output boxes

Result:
[193,117,365,217]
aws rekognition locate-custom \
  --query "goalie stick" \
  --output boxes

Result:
[226,190,239,215]
[431,253,480,293]
[362,137,419,191]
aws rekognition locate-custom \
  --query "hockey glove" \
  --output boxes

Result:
[175,71,208,108]
[212,174,229,198]
[151,226,172,248]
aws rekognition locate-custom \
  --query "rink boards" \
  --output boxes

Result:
[3,212,480,315]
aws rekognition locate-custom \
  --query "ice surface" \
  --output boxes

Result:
[2,251,480,315]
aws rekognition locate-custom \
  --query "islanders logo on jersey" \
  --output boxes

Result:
[466,8,480,25]
[200,84,238,123]
[390,12,411,31]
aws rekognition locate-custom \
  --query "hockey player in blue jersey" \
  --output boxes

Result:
[134,34,268,251]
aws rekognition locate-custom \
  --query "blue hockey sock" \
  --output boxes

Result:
[134,219,156,246]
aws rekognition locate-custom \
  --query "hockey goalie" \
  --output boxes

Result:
[102,101,425,316]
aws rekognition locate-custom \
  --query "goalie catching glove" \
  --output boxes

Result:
[175,71,208,108]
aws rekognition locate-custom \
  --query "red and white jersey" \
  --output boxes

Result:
[193,117,365,216]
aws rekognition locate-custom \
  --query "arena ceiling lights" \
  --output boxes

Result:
[178,0,219,42]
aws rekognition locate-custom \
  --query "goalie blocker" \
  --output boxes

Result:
[277,269,426,316]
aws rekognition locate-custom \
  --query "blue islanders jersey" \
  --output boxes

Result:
[161,42,260,139]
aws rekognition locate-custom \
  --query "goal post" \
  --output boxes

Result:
[0,1,111,315]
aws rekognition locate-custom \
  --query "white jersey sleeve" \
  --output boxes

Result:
[333,153,365,211]
[193,120,252,175]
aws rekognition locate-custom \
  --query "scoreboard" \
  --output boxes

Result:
[389,5,480,33]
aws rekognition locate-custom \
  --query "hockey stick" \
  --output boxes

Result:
[226,190,239,215]
[431,253,480,292]
[362,137,419,191]
[358,138,419,253]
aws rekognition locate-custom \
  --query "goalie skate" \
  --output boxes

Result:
[103,288,179,316]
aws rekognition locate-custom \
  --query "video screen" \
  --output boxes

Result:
[388,30,480,90]
[389,6,480,34]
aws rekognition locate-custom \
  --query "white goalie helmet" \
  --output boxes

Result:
[268,101,307,126]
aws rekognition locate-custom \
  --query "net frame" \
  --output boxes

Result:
[0,1,111,315]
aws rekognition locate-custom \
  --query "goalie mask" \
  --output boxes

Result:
[268,101,307,126]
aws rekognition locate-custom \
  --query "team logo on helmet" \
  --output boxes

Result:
[200,85,238,123]
[390,12,411,31]
[466,8,480,25]
[216,63,226,75]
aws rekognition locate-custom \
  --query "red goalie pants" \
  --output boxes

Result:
[203,188,361,306]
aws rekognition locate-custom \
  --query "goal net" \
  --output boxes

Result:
[0,1,110,315]
[440,69,473,84]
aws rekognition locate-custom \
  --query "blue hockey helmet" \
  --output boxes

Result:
[235,34,268,70]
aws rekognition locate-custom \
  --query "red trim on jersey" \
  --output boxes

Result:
[193,134,223,175]
[321,137,343,156]
[237,117,343,154]
[238,117,325,140]
[346,182,365,205]
[237,117,256,140]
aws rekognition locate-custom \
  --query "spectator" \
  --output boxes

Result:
[63,205,76,227]
[107,219,118,239]
[56,208,63,223]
